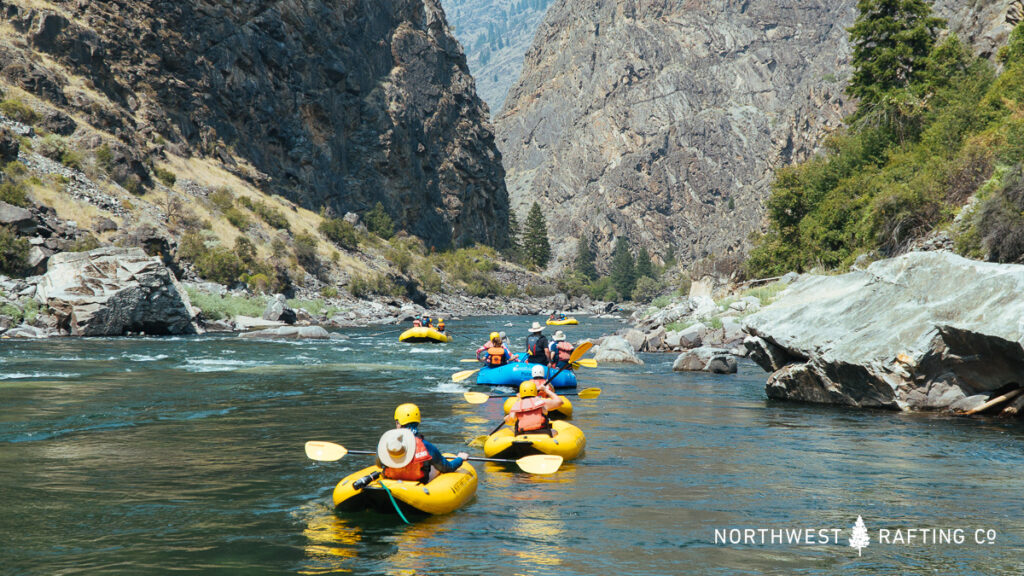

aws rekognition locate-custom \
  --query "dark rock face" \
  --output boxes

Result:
[0,0,508,248]
[496,0,1023,267]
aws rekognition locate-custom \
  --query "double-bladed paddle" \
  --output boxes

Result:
[462,387,602,404]
[304,440,562,475]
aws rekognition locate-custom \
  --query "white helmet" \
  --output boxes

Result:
[531,365,546,378]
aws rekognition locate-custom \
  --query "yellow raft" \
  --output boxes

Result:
[546,318,578,326]
[398,327,452,343]
[502,395,573,420]
[333,460,477,516]
[483,420,585,461]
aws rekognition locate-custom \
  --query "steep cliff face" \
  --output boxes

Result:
[497,0,1023,269]
[1,0,507,248]
[441,0,554,115]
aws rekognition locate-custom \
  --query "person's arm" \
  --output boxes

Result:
[423,439,467,473]
[544,393,564,412]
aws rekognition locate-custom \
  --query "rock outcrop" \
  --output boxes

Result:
[0,0,509,248]
[35,247,199,336]
[496,0,1023,268]
[592,335,643,364]
[743,252,1024,412]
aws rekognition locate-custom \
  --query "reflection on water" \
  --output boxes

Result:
[1,315,1023,575]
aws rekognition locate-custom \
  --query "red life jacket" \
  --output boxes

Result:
[511,396,549,433]
[556,341,574,362]
[487,346,507,366]
[382,436,431,481]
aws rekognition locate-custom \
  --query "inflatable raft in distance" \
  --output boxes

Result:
[398,327,452,343]
[546,318,579,326]
[477,357,578,389]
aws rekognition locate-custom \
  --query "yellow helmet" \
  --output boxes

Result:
[519,380,537,398]
[394,403,421,426]
[490,331,500,341]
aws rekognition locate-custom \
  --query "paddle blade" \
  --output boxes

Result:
[467,435,489,447]
[305,441,347,462]
[460,358,481,363]
[577,387,602,399]
[516,454,563,475]
[463,391,491,404]
[568,341,593,364]
[452,368,480,383]
[574,359,598,368]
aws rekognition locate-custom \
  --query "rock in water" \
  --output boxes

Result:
[35,247,199,336]
[673,347,737,374]
[743,252,1024,411]
[593,335,643,364]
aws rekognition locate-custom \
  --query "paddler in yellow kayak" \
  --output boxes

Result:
[376,404,468,483]
[503,366,564,436]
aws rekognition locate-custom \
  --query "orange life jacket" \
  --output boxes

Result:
[438,322,445,332]
[511,396,549,433]
[382,436,431,481]
[556,341,574,362]
[487,346,507,366]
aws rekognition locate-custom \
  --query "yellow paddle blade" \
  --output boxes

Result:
[463,391,491,404]
[568,341,593,364]
[305,441,348,462]
[516,454,563,475]
[577,387,602,399]
[574,359,598,368]
[467,435,489,447]
[452,368,480,383]
[460,358,480,363]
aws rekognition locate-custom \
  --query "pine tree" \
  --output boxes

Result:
[609,237,635,299]
[849,516,870,556]
[847,0,946,105]
[522,202,551,268]
[635,246,653,280]
[507,210,522,253]
[574,234,597,280]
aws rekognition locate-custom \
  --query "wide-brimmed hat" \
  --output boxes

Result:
[377,428,416,468]
[528,321,545,333]
[553,330,566,341]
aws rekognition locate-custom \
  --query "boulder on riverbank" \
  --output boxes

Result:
[238,326,338,340]
[35,247,200,336]
[743,252,1024,414]
[673,347,737,374]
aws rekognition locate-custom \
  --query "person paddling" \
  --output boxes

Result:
[504,366,563,436]
[524,322,552,365]
[412,315,423,328]
[377,403,468,483]
[548,330,575,370]
[477,332,512,366]
[437,318,446,333]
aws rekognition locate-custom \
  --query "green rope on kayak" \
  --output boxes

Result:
[378,480,411,525]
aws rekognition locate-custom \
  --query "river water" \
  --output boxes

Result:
[1,315,1022,575]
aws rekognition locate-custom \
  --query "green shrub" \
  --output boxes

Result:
[0,99,38,124]
[319,217,359,250]
[177,232,245,285]
[153,166,177,187]
[0,224,29,274]
[0,180,29,207]
[223,207,250,230]
[252,200,289,230]
[69,235,101,252]
[740,281,788,305]
[364,202,394,239]
[631,275,662,303]
[651,295,672,308]
[320,286,338,299]
[525,284,555,297]
[209,187,235,212]
[36,134,69,162]
[348,272,401,298]
[184,288,265,321]
[386,247,413,274]
[95,145,113,174]
[293,231,320,272]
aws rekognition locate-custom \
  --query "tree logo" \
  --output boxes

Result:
[850,516,870,556]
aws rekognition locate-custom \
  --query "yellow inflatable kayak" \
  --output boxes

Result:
[398,327,452,343]
[333,460,477,516]
[503,395,573,420]
[546,318,578,326]
[483,420,585,461]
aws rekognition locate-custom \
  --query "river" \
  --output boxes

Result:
[1,315,1022,575]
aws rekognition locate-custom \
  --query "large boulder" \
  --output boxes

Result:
[262,293,297,324]
[620,328,645,352]
[0,201,39,235]
[238,325,334,339]
[677,323,707,349]
[743,251,1024,412]
[593,335,644,364]
[673,347,738,374]
[35,247,199,336]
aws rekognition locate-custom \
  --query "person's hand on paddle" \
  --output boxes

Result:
[456,451,468,460]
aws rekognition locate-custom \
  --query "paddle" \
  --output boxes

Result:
[474,342,593,440]
[460,358,481,363]
[304,441,562,475]
[573,359,598,368]
[463,387,602,404]
[452,368,480,383]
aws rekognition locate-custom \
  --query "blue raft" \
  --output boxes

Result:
[476,355,578,389]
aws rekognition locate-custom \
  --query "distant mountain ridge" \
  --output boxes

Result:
[495,0,1023,270]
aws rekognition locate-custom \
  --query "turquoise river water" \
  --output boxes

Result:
[1,315,1022,575]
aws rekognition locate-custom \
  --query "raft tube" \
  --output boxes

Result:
[398,327,452,343]
[476,361,578,389]
[503,395,573,420]
[333,459,477,516]
[546,318,578,326]
[483,420,586,461]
